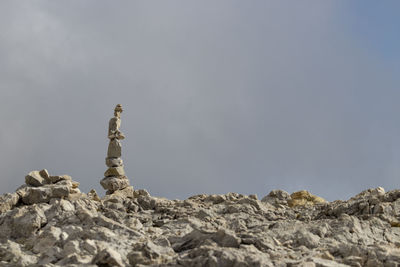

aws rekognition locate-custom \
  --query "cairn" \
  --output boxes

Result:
[100,104,131,194]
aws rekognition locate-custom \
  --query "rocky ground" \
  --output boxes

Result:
[1,170,400,266]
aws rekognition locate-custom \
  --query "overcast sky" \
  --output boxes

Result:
[1,1,399,201]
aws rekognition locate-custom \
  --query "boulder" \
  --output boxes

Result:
[21,185,70,205]
[100,176,129,192]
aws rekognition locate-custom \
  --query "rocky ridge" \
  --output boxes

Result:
[1,171,400,266]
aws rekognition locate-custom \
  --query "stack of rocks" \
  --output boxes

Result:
[100,104,131,194]
[0,169,81,212]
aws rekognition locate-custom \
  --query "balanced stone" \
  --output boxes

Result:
[107,139,122,158]
[106,158,123,167]
[100,176,129,192]
[104,166,125,177]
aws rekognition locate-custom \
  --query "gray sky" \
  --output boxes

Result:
[1,1,399,201]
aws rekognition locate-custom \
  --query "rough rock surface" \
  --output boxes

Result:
[1,179,400,266]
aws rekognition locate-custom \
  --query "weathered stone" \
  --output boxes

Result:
[107,139,122,158]
[106,157,123,167]
[25,170,45,187]
[100,176,129,192]
[104,166,125,177]
[33,226,62,253]
[0,192,20,213]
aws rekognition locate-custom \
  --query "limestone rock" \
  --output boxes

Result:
[2,182,400,266]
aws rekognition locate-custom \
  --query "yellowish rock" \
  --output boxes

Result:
[288,190,326,207]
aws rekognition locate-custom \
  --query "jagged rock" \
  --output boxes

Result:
[261,189,291,206]
[33,226,62,253]
[25,170,46,187]
[0,205,47,239]
[2,185,400,266]
[0,192,20,213]
[104,166,125,177]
